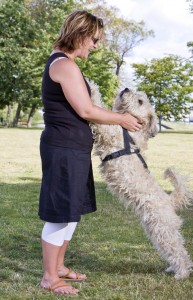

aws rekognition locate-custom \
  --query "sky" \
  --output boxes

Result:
[105,0,193,85]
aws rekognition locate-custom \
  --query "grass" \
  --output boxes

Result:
[0,125,193,300]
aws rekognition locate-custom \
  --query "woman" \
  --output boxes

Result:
[39,10,142,295]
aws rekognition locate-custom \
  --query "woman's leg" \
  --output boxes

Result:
[57,240,71,276]
[57,223,87,280]
[40,223,79,294]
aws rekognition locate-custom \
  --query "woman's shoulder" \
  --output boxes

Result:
[49,53,81,83]
[48,51,68,64]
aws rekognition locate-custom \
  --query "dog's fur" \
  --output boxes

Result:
[89,80,193,280]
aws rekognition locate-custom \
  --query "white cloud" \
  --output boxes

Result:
[106,0,193,61]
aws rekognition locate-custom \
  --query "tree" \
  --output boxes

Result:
[187,0,193,13]
[187,42,193,59]
[132,56,193,131]
[79,0,154,77]
[0,0,76,127]
[105,12,154,77]
[0,0,40,126]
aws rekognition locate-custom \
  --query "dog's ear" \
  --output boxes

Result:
[120,88,131,99]
[147,112,158,138]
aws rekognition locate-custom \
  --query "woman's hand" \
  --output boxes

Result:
[120,113,143,132]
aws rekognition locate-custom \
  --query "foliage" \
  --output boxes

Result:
[0,0,6,5]
[26,0,75,41]
[0,0,36,107]
[77,46,119,106]
[0,0,76,126]
[0,0,43,126]
[132,56,193,130]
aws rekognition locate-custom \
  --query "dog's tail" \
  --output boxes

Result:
[164,167,193,210]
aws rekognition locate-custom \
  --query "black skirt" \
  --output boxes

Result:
[38,142,96,223]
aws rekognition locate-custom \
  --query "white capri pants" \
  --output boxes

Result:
[41,222,77,246]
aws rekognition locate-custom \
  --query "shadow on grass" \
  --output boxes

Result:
[1,179,192,285]
[65,250,164,276]
[0,180,158,286]
[2,180,133,282]
[19,177,42,182]
[159,131,193,134]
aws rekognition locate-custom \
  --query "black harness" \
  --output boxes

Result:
[102,128,148,169]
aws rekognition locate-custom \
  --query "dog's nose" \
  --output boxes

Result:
[120,88,130,97]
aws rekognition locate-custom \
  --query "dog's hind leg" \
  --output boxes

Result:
[154,236,193,280]
[168,248,193,280]
[142,216,193,280]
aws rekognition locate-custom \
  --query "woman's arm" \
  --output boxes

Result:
[49,58,142,132]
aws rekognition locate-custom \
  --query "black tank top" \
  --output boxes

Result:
[41,53,93,150]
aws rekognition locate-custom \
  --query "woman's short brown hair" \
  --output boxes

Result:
[54,10,104,53]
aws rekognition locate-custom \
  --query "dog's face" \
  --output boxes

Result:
[113,88,158,138]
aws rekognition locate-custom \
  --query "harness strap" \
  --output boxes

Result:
[102,147,139,162]
[102,128,148,170]
[122,127,135,148]
[123,129,148,169]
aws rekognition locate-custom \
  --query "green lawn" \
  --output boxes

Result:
[0,127,193,300]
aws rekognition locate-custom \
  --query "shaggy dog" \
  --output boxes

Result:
[89,81,193,280]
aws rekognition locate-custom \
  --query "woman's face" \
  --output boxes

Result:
[77,33,100,59]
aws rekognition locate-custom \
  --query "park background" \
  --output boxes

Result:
[0,0,193,299]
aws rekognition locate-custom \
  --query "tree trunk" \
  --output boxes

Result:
[4,105,12,128]
[158,116,162,132]
[13,103,22,127]
[27,104,36,128]
[115,56,125,76]
[116,63,121,76]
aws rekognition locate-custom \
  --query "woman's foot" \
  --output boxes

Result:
[40,277,79,294]
[58,266,87,281]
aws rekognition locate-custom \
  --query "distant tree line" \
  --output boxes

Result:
[133,56,193,131]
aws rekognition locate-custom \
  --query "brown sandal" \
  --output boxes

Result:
[43,278,78,294]
[59,268,87,282]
